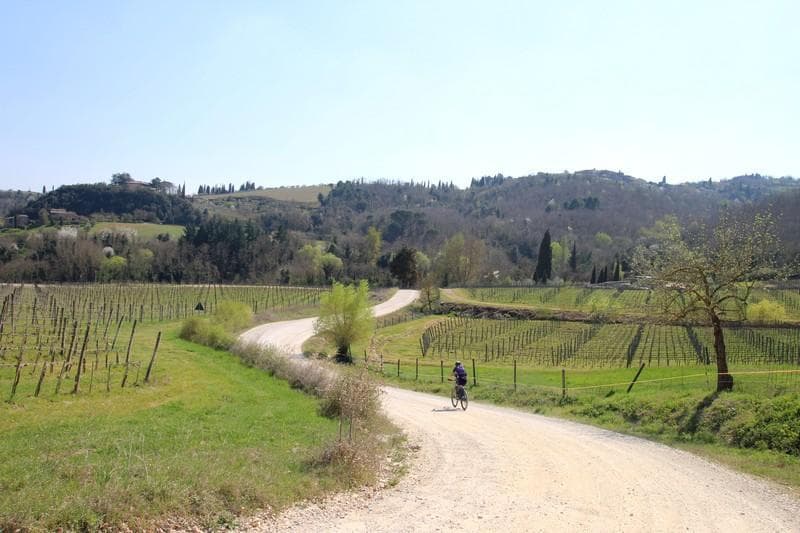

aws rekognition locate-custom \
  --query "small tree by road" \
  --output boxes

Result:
[314,281,375,363]
[634,213,787,392]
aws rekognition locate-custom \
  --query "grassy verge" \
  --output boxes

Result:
[0,319,394,531]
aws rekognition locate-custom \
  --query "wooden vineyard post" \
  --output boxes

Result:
[71,324,91,394]
[110,318,123,361]
[55,321,78,395]
[379,353,383,374]
[10,356,23,400]
[144,331,162,384]
[415,358,419,381]
[121,320,137,388]
[472,359,477,387]
[514,359,517,392]
[440,360,444,383]
[627,363,646,393]
[397,359,400,378]
[562,368,566,398]
[34,362,46,397]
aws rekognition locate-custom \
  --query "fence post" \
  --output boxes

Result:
[440,360,444,383]
[472,359,477,387]
[144,331,162,384]
[415,358,419,381]
[513,359,517,392]
[627,363,646,393]
[397,359,400,378]
[561,368,566,398]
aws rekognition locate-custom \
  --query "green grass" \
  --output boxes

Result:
[199,185,331,205]
[0,321,350,531]
[89,222,185,240]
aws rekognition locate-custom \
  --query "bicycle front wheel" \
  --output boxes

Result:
[451,386,458,407]
[460,389,468,410]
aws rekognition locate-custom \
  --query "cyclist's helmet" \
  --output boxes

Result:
[455,360,462,366]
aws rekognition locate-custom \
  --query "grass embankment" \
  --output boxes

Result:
[313,315,800,490]
[444,286,800,324]
[0,312,389,530]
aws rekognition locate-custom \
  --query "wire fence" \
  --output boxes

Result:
[360,353,800,397]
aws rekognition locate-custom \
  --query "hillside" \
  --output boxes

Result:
[1,171,798,284]
[307,172,800,279]
[24,183,195,225]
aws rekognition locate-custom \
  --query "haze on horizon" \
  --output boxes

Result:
[1,1,798,192]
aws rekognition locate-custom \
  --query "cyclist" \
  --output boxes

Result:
[452,360,468,398]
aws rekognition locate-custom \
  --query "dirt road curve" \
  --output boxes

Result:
[239,289,420,354]
[239,290,800,532]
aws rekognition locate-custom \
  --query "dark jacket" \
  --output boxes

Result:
[453,364,467,386]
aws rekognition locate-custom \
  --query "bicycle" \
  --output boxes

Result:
[449,378,469,410]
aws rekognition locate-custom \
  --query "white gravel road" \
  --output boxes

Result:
[238,290,800,532]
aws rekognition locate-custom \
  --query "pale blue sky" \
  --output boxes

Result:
[1,1,798,191]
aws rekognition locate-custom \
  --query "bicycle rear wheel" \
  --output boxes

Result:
[460,389,468,410]
[451,386,458,407]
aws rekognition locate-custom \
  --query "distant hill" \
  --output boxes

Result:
[178,170,800,282]
[1,171,797,284]
[24,183,196,225]
[305,172,800,275]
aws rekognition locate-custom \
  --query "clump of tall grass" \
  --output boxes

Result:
[231,341,335,396]
[179,300,253,349]
[231,341,390,486]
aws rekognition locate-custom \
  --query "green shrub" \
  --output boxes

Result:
[179,316,235,350]
[725,395,800,455]
[213,300,253,331]
[178,301,252,350]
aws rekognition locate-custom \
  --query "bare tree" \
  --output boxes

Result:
[634,212,788,391]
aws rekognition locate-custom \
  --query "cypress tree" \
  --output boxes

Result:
[569,242,578,272]
[590,265,596,284]
[534,229,552,284]
[613,260,621,281]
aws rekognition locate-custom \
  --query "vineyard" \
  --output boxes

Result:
[0,283,328,400]
[359,315,800,397]
[417,316,800,368]
[461,286,800,321]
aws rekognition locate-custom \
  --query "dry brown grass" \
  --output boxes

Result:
[231,341,392,486]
